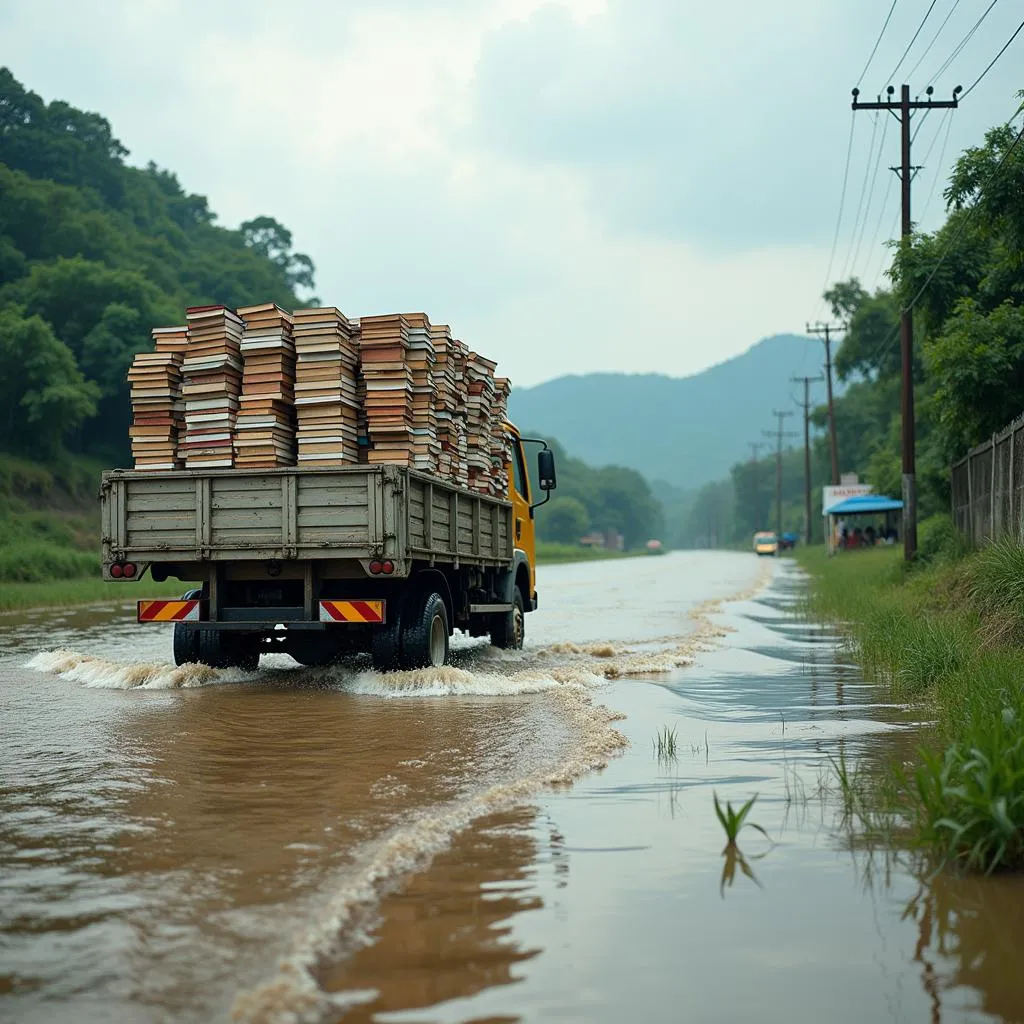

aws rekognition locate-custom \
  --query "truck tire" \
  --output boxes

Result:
[400,590,450,669]
[173,624,199,666]
[490,590,524,650]
[371,595,405,672]
[197,630,261,672]
[172,589,203,666]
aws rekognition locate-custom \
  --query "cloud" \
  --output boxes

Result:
[2,0,1022,387]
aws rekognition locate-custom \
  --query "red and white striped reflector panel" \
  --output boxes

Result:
[137,600,201,623]
[318,600,385,624]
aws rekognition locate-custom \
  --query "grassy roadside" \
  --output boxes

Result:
[796,523,1024,873]
[536,542,647,564]
[0,577,186,614]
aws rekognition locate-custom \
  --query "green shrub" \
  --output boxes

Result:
[0,542,98,582]
[915,513,972,567]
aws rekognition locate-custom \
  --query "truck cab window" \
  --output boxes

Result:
[511,439,529,501]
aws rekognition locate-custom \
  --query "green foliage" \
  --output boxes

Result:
[0,542,97,582]
[713,793,768,847]
[798,539,1024,872]
[541,495,590,543]
[0,308,99,455]
[534,541,630,564]
[0,67,315,464]
[529,436,663,549]
[917,513,972,567]
[912,721,1024,874]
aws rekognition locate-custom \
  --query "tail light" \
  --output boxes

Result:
[369,560,383,575]
[110,563,123,578]
[381,560,395,575]
[122,563,137,579]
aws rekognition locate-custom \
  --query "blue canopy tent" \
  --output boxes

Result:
[825,494,903,515]
[824,494,903,553]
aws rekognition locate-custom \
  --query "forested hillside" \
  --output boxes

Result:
[676,95,1024,548]
[527,437,663,549]
[507,333,820,489]
[0,67,315,464]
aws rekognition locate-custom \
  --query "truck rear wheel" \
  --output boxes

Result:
[196,629,260,672]
[400,591,449,669]
[490,590,524,650]
[172,589,202,666]
[371,596,405,672]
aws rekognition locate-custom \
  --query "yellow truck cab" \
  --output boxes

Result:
[753,531,779,557]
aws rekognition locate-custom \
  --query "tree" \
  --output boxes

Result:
[0,309,98,456]
[240,215,316,291]
[539,496,589,543]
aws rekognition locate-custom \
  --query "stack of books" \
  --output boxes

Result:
[235,303,296,468]
[405,313,441,474]
[126,301,514,497]
[465,350,498,494]
[359,314,414,466]
[293,307,360,466]
[181,306,244,469]
[128,326,187,470]
[489,376,513,497]
[430,324,457,480]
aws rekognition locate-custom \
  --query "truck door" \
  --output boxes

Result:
[508,436,535,597]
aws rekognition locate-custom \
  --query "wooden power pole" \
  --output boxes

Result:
[852,83,960,560]
[748,441,768,530]
[792,375,823,546]
[763,412,797,539]
[806,322,843,486]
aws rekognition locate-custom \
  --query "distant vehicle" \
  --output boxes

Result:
[779,532,798,551]
[753,531,778,557]
[646,539,664,554]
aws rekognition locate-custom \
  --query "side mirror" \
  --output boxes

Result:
[538,449,557,491]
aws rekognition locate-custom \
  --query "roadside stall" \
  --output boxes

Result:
[824,493,903,555]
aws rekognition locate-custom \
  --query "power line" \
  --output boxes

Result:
[902,118,1024,316]
[818,113,858,311]
[862,114,1024,369]
[866,175,899,287]
[887,0,940,86]
[918,106,956,226]
[857,0,900,88]
[960,17,1024,99]
[840,112,881,283]
[929,0,1000,86]
[851,115,892,278]
[907,0,963,80]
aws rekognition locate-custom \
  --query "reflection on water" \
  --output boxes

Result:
[3,554,1024,1024]
[323,563,1024,1024]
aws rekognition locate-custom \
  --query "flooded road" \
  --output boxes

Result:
[3,553,1023,1023]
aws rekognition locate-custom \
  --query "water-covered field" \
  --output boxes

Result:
[3,552,1022,1024]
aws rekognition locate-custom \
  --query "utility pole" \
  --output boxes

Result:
[748,442,768,531]
[792,375,824,546]
[806,322,842,486]
[852,83,960,560]
[763,412,797,539]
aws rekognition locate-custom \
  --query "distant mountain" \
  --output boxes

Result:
[509,334,824,489]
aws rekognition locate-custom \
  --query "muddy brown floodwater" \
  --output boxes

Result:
[2,552,1024,1024]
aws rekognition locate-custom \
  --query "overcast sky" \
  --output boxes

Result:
[3,0,1021,386]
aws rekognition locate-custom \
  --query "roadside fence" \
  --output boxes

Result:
[951,414,1024,545]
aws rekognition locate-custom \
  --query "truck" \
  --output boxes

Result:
[99,426,556,672]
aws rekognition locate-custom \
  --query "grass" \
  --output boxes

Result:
[0,577,187,613]
[713,793,769,847]
[536,541,636,564]
[797,516,1024,873]
[653,725,679,761]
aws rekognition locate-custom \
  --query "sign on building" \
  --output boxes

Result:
[822,484,873,516]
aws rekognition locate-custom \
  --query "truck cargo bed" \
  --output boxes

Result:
[100,465,513,570]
